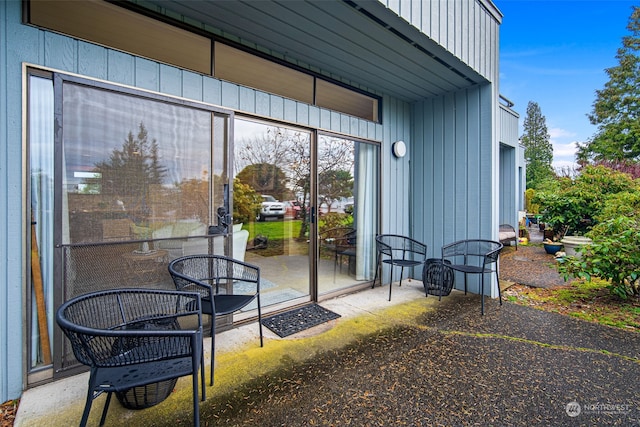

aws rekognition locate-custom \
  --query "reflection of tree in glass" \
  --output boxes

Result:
[319,169,353,213]
[236,127,309,200]
[236,163,288,198]
[318,137,354,214]
[318,137,354,177]
[176,170,209,222]
[233,178,261,224]
[92,123,167,222]
[235,125,354,236]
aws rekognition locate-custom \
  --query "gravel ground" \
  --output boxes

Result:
[499,244,575,289]
[202,295,640,427]
[9,236,638,427]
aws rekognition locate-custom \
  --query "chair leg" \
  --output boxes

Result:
[437,265,443,302]
[258,296,264,347]
[399,266,404,287]
[372,253,381,288]
[464,272,468,295]
[79,394,93,427]
[210,315,216,386]
[200,348,206,401]
[192,352,201,427]
[496,267,503,306]
[481,274,485,315]
[80,373,98,427]
[99,392,113,427]
[388,267,394,301]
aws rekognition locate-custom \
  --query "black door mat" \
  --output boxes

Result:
[261,304,341,338]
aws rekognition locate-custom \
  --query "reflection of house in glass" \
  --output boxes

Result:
[3,0,524,403]
[74,172,102,194]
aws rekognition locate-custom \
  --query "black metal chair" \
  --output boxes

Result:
[56,288,205,427]
[319,226,357,279]
[168,254,263,386]
[373,234,428,301]
[441,239,504,315]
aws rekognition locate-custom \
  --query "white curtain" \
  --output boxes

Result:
[355,142,378,280]
[29,76,55,367]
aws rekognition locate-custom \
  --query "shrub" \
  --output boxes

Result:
[558,216,640,299]
[533,165,636,237]
[319,212,353,233]
[233,179,261,224]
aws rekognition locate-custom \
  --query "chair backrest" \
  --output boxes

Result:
[376,234,427,260]
[168,254,260,298]
[442,239,503,266]
[56,289,202,368]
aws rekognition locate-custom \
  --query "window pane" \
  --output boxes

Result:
[29,0,211,74]
[316,79,379,122]
[215,43,314,104]
[234,118,312,308]
[28,74,55,371]
[317,135,379,294]
[62,83,213,244]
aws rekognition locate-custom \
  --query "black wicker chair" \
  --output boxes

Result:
[441,239,504,315]
[168,254,263,386]
[56,289,205,427]
[372,234,427,301]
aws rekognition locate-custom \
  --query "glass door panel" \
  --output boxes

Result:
[59,82,223,300]
[234,119,311,308]
[317,135,379,295]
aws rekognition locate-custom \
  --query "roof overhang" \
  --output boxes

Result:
[132,0,487,102]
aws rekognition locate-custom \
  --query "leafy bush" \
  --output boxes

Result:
[533,165,636,237]
[319,212,353,233]
[552,167,640,299]
[525,188,539,214]
[558,216,640,299]
[233,178,261,224]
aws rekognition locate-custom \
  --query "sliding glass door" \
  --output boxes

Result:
[27,71,233,378]
[233,118,312,309]
[317,134,379,295]
[233,119,379,306]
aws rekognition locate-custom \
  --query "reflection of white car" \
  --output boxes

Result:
[258,195,286,221]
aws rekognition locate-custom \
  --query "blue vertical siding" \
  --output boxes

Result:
[411,84,496,293]
[1,0,25,403]
[380,0,502,81]
[0,0,391,401]
[0,0,506,403]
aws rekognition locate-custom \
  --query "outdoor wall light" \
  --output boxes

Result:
[392,140,407,158]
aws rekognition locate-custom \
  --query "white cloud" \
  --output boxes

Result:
[549,127,577,140]
[547,128,580,170]
[553,141,579,158]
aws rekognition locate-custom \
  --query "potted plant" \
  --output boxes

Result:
[542,238,563,255]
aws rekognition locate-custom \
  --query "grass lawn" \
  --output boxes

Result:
[243,220,309,257]
[504,279,640,332]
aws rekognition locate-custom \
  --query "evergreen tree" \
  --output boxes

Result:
[579,6,640,162]
[521,101,554,189]
[93,122,168,221]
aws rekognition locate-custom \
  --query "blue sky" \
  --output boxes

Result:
[495,0,637,170]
